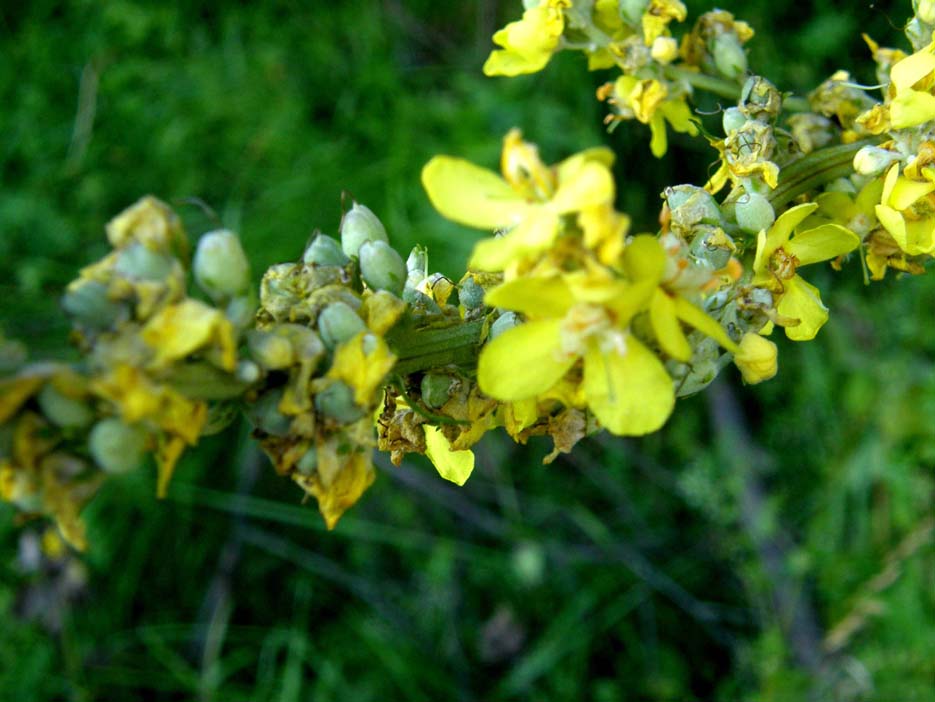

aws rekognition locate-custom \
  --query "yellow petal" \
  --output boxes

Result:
[649,114,668,158]
[733,332,778,384]
[421,156,527,229]
[890,49,935,90]
[758,203,820,269]
[650,290,691,361]
[890,90,935,129]
[673,297,739,352]
[875,204,910,252]
[582,338,674,436]
[556,147,616,182]
[777,276,828,341]
[888,173,935,211]
[622,235,667,283]
[478,319,575,401]
[141,300,237,372]
[326,332,397,406]
[786,223,860,266]
[482,6,564,77]
[484,276,574,317]
[550,161,615,213]
[660,98,700,136]
[424,426,475,486]
[468,208,559,270]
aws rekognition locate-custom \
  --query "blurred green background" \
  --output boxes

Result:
[2,1,934,700]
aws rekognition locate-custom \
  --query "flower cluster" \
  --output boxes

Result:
[2,0,935,550]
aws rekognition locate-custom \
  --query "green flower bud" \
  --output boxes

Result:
[317,301,367,349]
[89,418,148,474]
[721,106,746,135]
[62,281,127,331]
[193,230,251,302]
[359,240,407,296]
[421,372,454,409]
[459,277,485,309]
[853,146,902,176]
[295,447,318,476]
[490,311,521,339]
[689,227,734,269]
[314,382,364,423]
[665,185,721,232]
[248,330,295,370]
[620,0,649,25]
[282,324,326,362]
[340,202,388,258]
[37,384,95,429]
[236,360,262,384]
[406,246,428,282]
[303,233,350,266]
[914,0,935,25]
[735,192,775,233]
[225,294,258,333]
[402,287,442,314]
[245,388,292,437]
[712,33,747,80]
[114,242,176,281]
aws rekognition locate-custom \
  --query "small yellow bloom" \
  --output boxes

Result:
[422,130,615,271]
[888,41,935,129]
[641,0,687,45]
[733,332,777,384]
[874,163,935,257]
[607,76,699,157]
[752,203,860,340]
[483,0,570,77]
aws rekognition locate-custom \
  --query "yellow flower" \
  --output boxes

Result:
[607,76,698,157]
[483,0,570,77]
[752,203,860,341]
[733,332,777,384]
[325,332,397,406]
[887,41,935,129]
[292,434,375,530]
[477,236,740,435]
[874,163,935,257]
[422,130,615,271]
[641,0,687,45]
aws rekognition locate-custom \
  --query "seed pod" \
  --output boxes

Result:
[303,233,350,266]
[314,382,364,423]
[247,330,295,370]
[665,185,721,231]
[359,240,407,296]
[735,192,775,233]
[37,384,95,429]
[193,230,251,302]
[853,146,901,176]
[62,281,126,331]
[317,301,367,349]
[421,372,454,409]
[114,242,176,281]
[340,202,388,258]
[490,311,521,339]
[89,418,149,474]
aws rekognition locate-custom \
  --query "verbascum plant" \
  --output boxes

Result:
[2,0,935,549]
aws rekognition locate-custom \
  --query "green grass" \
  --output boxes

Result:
[2,1,934,700]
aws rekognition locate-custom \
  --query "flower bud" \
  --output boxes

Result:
[89,418,149,474]
[735,192,775,233]
[712,33,747,80]
[490,311,521,339]
[459,277,485,309]
[247,330,295,370]
[314,382,365,423]
[37,384,94,429]
[236,360,262,384]
[340,202,388,258]
[303,233,350,266]
[225,294,257,333]
[733,332,778,384]
[317,301,367,349]
[665,185,721,231]
[62,281,127,331]
[114,242,176,281]
[721,106,746,135]
[193,230,251,302]
[245,388,292,436]
[359,240,407,296]
[853,146,902,176]
[406,245,429,287]
[296,447,318,476]
[421,372,454,409]
[914,0,935,25]
[651,37,679,64]
[620,0,649,24]
[741,76,781,122]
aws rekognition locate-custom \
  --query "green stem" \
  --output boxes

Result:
[767,139,879,210]
[387,319,485,376]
